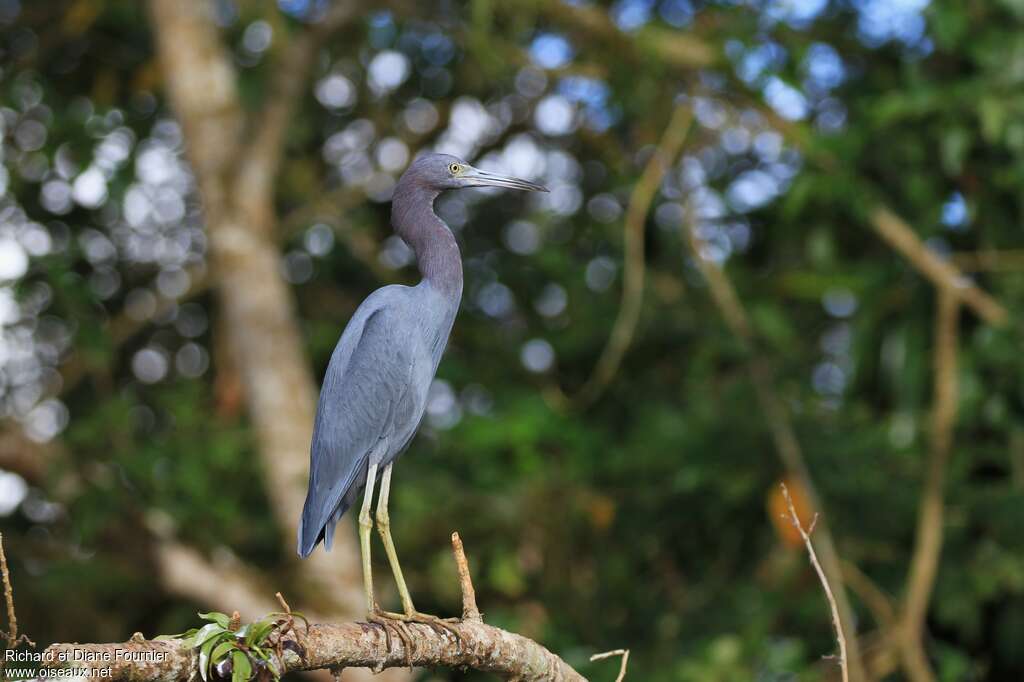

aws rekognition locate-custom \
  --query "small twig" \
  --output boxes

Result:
[686,215,866,681]
[0,533,34,653]
[590,649,630,682]
[0,534,16,644]
[450,533,481,622]
[781,484,848,682]
[275,592,292,614]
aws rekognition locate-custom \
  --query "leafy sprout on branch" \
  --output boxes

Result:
[161,594,307,682]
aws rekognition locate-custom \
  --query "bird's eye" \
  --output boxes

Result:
[449,163,460,174]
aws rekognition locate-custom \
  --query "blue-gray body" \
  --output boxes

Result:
[297,153,545,559]
[297,279,458,555]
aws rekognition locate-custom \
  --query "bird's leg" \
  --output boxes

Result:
[373,463,462,643]
[360,461,416,664]
[375,463,417,615]
[358,461,378,614]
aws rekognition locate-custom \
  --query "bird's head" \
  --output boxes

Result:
[402,153,549,193]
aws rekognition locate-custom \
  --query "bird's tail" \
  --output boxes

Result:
[297,495,325,558]
[297,494,352,558]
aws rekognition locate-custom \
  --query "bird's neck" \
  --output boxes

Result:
[391,184,463,303]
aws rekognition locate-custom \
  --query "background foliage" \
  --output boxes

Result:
[1,0,1023,679]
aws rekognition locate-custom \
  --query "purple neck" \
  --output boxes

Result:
[391,182,463,302]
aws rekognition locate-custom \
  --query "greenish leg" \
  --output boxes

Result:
[369,463,463,646]
[375,462,417,616]
[358,461,378,615]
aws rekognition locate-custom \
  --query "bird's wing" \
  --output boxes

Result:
[298,294,418,556]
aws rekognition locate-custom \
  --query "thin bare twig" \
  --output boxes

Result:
[686,220,866,682]
[0,533,34,653]
[781,484,848,682]
[573,104,694,408]
[590,648,630,682]
[450,532,482,622]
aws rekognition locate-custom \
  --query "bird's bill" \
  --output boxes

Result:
[462,166,549,192]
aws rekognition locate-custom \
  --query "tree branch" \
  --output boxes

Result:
[952,249,1024,272]
[44,618,585,682]
[898,288,960,682]
[572,104,693,408]
[871,207,1006,326]
[45,535,586,682]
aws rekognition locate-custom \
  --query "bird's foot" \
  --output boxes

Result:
[366,609,416,668]
[375,609,463,645]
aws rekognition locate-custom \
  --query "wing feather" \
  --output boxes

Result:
[297,294,415,556]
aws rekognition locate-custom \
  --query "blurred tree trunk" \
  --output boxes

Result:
[145,9,396,679]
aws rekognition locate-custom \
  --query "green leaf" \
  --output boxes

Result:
[199,612,232,629]
[244,618,276,646]
[169,627,200,646]
[199,637,220,682]
[193,623,228,649]
[232,651,252,682]
[210,641,236,666]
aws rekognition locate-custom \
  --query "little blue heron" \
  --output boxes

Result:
[298,153,547,627]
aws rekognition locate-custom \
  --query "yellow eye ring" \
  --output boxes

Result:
[449,163,460,174]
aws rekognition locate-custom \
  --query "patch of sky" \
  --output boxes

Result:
[535,95,577,136]
[727,169,780,212]
[368,50,410,95]
[803,42,845,93]
[853,0,931,48]
[276,0,328,21]
[530,33,574,70]
[557,77,617,131]
[941,192,968,231]
[733,42,787,86]
[762,0,828,29]
[764,76,809,120]
[612,0,656,31]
